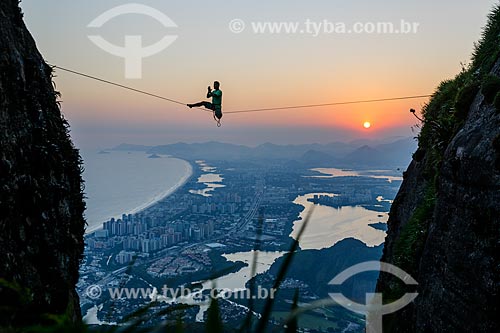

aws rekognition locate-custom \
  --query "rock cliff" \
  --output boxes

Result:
[0,0,86,327]
[377,6,500,332]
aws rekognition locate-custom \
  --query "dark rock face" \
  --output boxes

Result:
[377,46,500,333]
[0,0,85,326]
[411,66,500,333]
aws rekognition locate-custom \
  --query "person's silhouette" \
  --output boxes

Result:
[188,81,223,119]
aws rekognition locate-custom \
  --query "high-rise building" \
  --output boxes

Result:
[192,227,201,241]
[141,239,150,253]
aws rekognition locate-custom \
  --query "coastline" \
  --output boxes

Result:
[85,158,193,234]
[290,192,387,250]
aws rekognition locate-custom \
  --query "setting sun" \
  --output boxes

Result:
[363,121,372,129]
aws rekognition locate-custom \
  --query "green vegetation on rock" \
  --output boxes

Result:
[382,3,500,312]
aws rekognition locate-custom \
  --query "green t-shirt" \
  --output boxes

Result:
[211,89,222,110]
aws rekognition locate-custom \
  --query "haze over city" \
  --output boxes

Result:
[2,0,500,331]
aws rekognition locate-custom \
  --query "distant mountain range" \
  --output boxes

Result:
[113,137,417,168]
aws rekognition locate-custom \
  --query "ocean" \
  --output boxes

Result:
[80,150,192,234]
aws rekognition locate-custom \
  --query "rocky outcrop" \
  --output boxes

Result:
[377,6,500,332]
[0,0,85,327]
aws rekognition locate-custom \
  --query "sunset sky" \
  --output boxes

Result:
[21,0,497,148]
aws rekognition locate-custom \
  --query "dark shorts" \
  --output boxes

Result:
[203,102,222,119]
